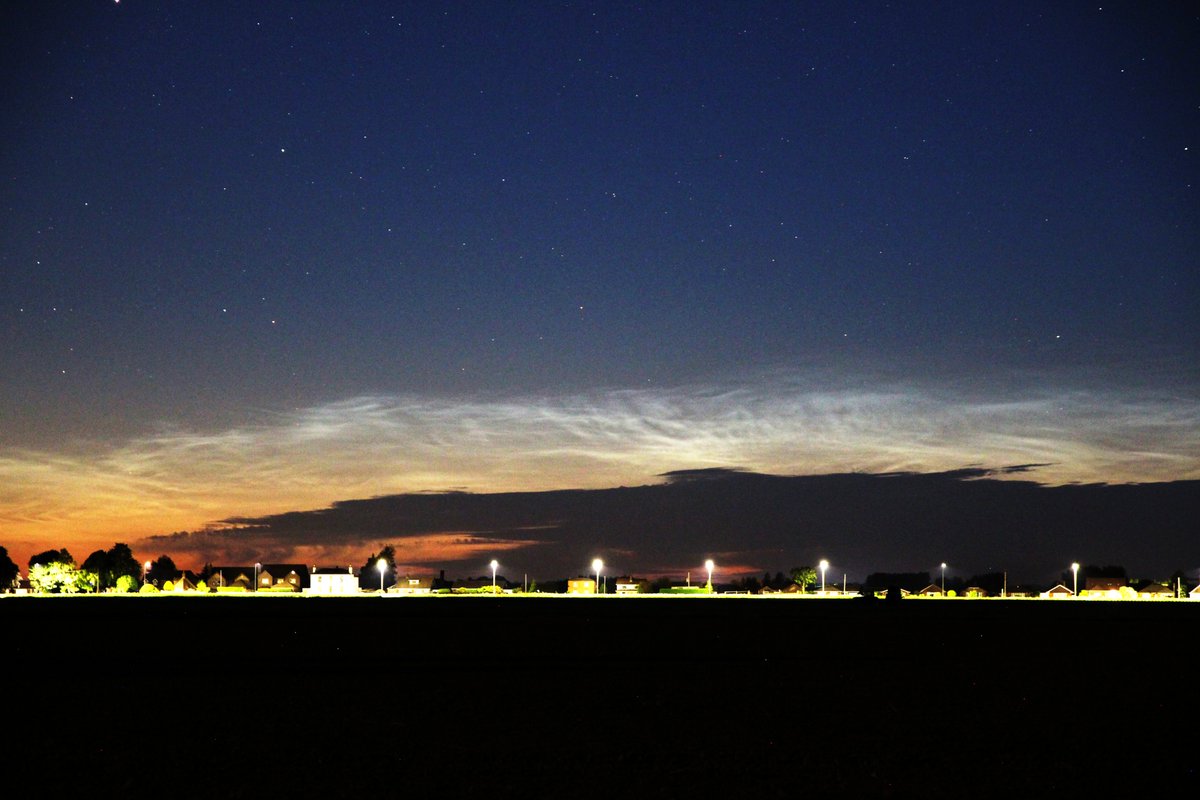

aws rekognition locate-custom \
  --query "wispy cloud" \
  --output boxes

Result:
[2,370,1197,564]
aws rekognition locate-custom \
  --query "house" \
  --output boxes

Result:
[614,577,644,595]
[1081,577,1125,599]
[1190,585,1200,600]
[258,564,309,592]
[209,567,254,591]
[1136,582,1173,600]
[567,578,596,595]
[918,584,944,597]
[390,576,433,596]
[166,573,197,592]
[308,566,360,595]
[964,586,988,598]
[1085,577,1125,592]
[1040,583,1074,598]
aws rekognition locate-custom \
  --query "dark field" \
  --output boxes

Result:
[5,596,1197,797]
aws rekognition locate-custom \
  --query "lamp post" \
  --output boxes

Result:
[592,558,603,595]
[704,559,715,593]
[940,562,947,595]
[490,559,499,593]
[819,559,829,594]
[377,558,387,594]
[1071,562,1079,597]
[254,562,261,593]
[142,560,151,588]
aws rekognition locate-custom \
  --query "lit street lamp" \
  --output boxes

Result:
[592,558,603,595]
[819,559,829,594]
[1071,562,1080,597]
[142,560,151,588]
[704,559,715,592]
[377,558,387,594]
[940,562,947,595]
[490,559,499,593]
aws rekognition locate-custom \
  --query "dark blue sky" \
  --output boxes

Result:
[1,2,1196,571]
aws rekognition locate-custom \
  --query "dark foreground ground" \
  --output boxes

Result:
[4,596,1197,797]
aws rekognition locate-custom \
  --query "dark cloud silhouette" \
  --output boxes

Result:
[145,468,1199,583]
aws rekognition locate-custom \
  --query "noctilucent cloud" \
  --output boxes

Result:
[1,2,1196,570]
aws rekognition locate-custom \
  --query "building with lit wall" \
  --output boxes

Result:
[308,566,359,595]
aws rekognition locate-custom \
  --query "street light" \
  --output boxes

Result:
[704,559,715,592]
[940,562,947,595]
[490,559,499,593]
[819,559,829,594]
[254,562,262,593]
[592,558,603,595]
[377,558,387,594]
[142,560,151,587]
[1071,562,1080,597]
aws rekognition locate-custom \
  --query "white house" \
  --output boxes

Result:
[307,566,360,595]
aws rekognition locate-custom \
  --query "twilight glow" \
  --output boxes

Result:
[2,370,1196,568]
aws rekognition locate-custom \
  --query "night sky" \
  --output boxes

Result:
[2,2,1196,577]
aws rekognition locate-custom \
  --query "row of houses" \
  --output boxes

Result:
[181,566,504,595]
[901,576,1200,600]
[40,562,1200,599]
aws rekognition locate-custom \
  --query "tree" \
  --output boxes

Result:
[29,562,95,594]
[82,549,110,590]
[104,543,141,589]
[83,544,141,591]
[68,569,98,594]
[648,576,674,594]
[115,574,137,593]
[360,545,396,591]
[146,555,178,588]
[790,566,817,593]
[0,546,19,591]
[730,574,760,593]
[28,548,73,570]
